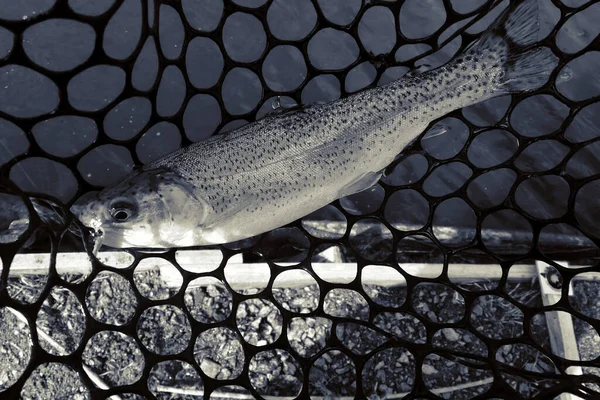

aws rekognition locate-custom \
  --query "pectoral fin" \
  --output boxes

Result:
[337,171,383,199]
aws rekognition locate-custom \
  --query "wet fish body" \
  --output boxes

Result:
[72,0,558,248]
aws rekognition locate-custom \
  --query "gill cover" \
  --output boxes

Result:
[72,168,211,248]
[122,168,212,247]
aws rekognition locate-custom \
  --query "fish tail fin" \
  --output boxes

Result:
[466,0,558,94]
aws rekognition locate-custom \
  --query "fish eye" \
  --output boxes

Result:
[109,200,137,222]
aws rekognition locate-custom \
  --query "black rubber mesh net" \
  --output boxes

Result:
[1,0,600,399]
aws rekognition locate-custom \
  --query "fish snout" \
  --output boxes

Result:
[69,191,103,231]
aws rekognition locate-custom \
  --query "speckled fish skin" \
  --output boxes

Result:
[72,0,558,248]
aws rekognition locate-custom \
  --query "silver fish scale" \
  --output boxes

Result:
[150,48,500,219]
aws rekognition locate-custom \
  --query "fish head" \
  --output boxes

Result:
[70,168,210,248]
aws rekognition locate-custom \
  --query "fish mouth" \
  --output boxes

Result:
[70,204,102,232]
[68,204,105,255]
[89,228,105,256]
[70,191,101,226]
[69,191,108,253]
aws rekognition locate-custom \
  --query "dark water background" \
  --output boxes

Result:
[0,0,599,243]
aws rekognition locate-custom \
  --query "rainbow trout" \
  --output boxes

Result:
[72,0,557,248]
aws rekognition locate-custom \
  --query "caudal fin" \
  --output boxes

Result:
[467,0,559,93]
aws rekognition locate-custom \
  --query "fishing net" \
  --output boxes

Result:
[1,0,600,398]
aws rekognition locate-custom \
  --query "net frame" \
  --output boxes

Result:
[0,0,599,399]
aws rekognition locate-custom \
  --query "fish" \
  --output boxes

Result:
[71,0,558,249]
